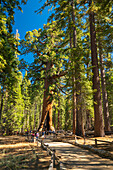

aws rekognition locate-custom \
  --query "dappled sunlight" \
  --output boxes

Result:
[0,135,51,169]
[45,142,72,147]
[43,137,113,169]
[0,134,113,169]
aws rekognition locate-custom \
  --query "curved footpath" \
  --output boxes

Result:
[43,136,113,170]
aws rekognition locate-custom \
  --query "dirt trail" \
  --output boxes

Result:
[44,136,113,169]
[0,135,113,169]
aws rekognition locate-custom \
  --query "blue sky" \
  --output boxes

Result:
[13,0,51,63]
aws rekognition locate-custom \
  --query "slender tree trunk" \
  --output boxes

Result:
[57,94,60,130]
[60,110,62,130]
[71,0,77,134]
[34,102,37,129]
[76,80,85,136]
[99,41,111,132]
[72,75,76,134]
[76,97,82,135]
[27,111,30,129]
[39,99,42,127]
[86,45,92,130]
[89,0,105,137]
[53,106,56,130]
[86,113,91,130]
[65,99,69,131]
[29,110,32,131]
[80,89,85,136]
[23,109,26,130]
[0,90,4,123]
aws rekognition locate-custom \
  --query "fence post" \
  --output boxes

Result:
[41,140,43,148]
[37,139,40,146]
[75,135,77,144]
[46,145,49,155]
[95,139,97,147]
[55,133,57,139]
[84,136,85,145]
[36,155,39,168]
[34,137,36,143]
[53,149,56,168]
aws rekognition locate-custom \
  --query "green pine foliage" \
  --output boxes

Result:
[0,0,112,134]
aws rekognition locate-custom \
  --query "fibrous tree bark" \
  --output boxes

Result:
[39,62,54,131]
[71,0,77,134]
[57,92,60,130]
[0,89,4,123]
[34,102,37,129]
[89,0,105,137]
[70,0,85,136]
[53,106,56,130]
[99,41,111,132]
[39,70,66,131]
[38,62,66,131]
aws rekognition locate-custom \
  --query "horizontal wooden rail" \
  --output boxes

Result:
[74,135,112,147]
[56,134,113,147]
[37,139,60,168]
[94,139,111,144]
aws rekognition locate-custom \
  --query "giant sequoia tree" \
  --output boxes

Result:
[37,0,88,135]
[21,21,68,131]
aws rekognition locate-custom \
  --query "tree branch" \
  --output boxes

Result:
[56,84,67,95]
[38,37,46,45]
[50,71,67,79]
[36,68,46,72]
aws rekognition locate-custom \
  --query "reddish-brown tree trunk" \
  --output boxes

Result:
[99,41,111,132]
[76,81,85,136]
[39,91,53,131]
[39,62,54,131]
[48,97,54,130]
[0,91,4,123]
[34,102,37,129]
[86,44,92,131]
[57,95,60,130]
[89,0,105,137]
[71,0,77,134]
[38,99,42,127]
[53,106,56,130]
[86,113,91,130]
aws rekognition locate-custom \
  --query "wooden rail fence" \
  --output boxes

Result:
[37,139,61,169]
[31,132,113,169]
[53,132,113,147]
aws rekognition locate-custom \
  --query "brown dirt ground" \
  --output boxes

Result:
[55,134,113,155]
[0,135,51,170]
[0,134,113,169]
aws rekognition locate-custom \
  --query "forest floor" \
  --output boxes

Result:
[66,135,113,154]
[0,134,113,169]
[0,135,51,169]
[54,133,113,155]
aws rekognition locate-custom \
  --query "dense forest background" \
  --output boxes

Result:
[0,0,113,137]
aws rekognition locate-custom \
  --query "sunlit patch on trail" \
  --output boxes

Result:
[45,142,72,147]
